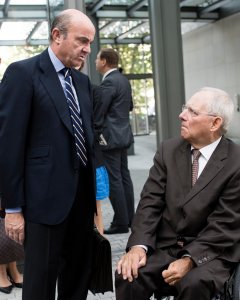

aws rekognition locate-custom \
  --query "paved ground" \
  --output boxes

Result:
[1,134,157,300]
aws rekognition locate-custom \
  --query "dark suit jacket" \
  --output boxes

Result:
[0,49,96,225]
[96,70,134,150]
[128,137,240,266]
[92,84,105,168]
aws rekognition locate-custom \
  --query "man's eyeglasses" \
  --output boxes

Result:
[181,105,217,117]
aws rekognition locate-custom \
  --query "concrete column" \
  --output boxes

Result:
[87,15,101,85]
[148,0,185,144]
[64,0,85,10]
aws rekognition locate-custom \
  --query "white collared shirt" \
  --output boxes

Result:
[191,136,222,179]
[102,68,118,81]
[48,47,80,111]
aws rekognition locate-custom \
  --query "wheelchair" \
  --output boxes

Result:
[154,263,240,300]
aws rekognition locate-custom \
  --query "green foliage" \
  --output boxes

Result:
[100,43,154,134]
[13,45,47,59]
[115,44,152,74]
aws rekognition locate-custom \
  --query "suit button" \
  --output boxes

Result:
[198,259,203,264]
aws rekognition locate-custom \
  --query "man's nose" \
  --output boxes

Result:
[179,110,187,120]
[83,44,91,54]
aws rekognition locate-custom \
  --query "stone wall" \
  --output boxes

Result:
[182,13,240,143]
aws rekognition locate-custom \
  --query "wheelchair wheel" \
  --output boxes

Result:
[233,264,240,300]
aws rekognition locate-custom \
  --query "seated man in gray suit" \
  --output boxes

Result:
[115,87,240,300]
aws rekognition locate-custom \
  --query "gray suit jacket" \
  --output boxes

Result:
[128,137,240,266]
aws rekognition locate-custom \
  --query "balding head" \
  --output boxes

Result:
[50,9,95,42]
[50,9,95,68]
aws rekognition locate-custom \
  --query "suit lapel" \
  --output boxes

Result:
[176,142,192,195]
[38,51,93,152]
[38,50,73,135]
[71,70,93,149]
[183,137,228,205]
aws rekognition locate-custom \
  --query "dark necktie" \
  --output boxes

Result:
[61,68,87,166]
[192,149,201,186]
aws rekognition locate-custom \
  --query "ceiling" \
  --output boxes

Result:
[0,0,240,46]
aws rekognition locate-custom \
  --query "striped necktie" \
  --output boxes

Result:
[61,68,87,166]
[192,149,201,186]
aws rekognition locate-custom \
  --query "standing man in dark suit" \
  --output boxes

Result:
[115,87,240,299]
[0,9,96,300]
[95,48,135,234]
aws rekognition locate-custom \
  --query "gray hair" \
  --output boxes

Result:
[49,11,71,42]
[198,87,234,134]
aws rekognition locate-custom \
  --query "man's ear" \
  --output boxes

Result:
[101,58,107,67]
[210,116,223,132]
[51,28,61,44]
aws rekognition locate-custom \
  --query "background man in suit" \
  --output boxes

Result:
[95,48,135,234]
[0,9,96,300]
[115,87,240,299]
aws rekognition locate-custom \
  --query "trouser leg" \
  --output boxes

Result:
[103,149,129,226]
[57,171,94,300]
[23,169,94,300]
[23,221,66,300]
[115,249,176,300]
[121,148,135,226]
[175,258,232,300]
[115,247,233,300]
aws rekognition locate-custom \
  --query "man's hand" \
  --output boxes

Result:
[5,212,25,245]
[116,246,147,282]
[162,257,194,286]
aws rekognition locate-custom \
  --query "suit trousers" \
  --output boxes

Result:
[103,148,134,226]
[115,247,233,300]
[22,172,94,300]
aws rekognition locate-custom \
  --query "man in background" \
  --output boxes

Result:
[95,48,135,234]
[0,9,96,300]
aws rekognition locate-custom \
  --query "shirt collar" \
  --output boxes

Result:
[191,136,222,161]
[48,46,65,73]
[102,68,118,81]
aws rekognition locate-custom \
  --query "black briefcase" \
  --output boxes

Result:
[89,227,113,294]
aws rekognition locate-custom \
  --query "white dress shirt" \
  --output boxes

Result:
[102,68,118,81]
[192,137,222,179]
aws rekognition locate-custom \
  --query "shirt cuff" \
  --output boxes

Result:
[182,254,192,258]
[131,245,148,253]
[5,207,22,213]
